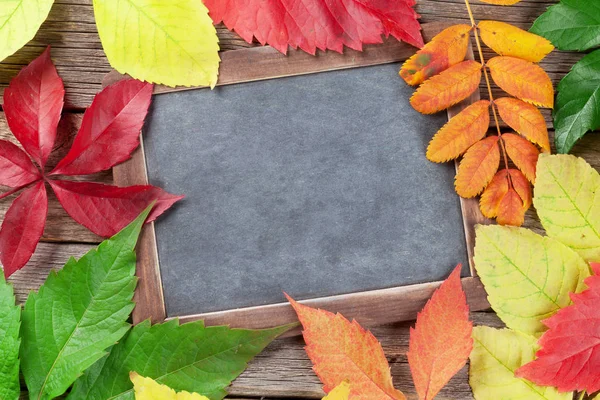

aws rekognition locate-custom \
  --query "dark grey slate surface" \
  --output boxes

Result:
[143,63,468,317]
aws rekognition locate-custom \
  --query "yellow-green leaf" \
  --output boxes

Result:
[93,0,220,87]
[469,326,572,400]
[0,0,54,62]
[534,154,600,262]
[478,21,553,63]
[323,381,350,400]
[130,372,209,400]
[474,225,590,335]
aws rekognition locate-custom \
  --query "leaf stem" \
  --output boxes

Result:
[578,391,586,400]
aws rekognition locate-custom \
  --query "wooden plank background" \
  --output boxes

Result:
[2,0,596,399]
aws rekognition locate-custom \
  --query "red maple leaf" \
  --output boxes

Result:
[407,265,473,400]
[515,263,600,393]
[204,0,424,55]
[0,48,182,278]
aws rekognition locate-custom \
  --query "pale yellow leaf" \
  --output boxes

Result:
[478,21,553,62]
[323,381,351,400]
[130,372,210,400]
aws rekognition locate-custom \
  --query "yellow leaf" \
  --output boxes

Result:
[469,326,572,400]
[400,24,472,86]
[323,381,351,400]
[478,0,521,4]
[94,0,220,87]
[0,0,54,62]
[474,225,590,335]
[455,136,500,198]
[534,154,600,262]
[494,97,550,152]
[130,372,209,400]
[478,21,553,62]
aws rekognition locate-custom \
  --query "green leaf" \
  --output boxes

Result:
[68,320,293,400]
[0,274,20,400]
[469,326,572,400]
[530,0,600,52]
[20,207,151,400]
[552,50,600,153]
[0,0,55,62]
[474,224,590,335]
[534,154,600,261]
[93,0,220,87]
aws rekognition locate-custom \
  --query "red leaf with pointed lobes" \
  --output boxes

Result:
[204,0,423,55]
[49,180,183,237]
[516,264,600,393]
[0,181,48,277]
[3,47,64,168]
[51,79,153,176]
[0,140,41,187]
[408,265,472,400]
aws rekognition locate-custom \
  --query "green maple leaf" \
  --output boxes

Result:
[20,207,151,400]
[0,274,20,400]
[68,320,293,400]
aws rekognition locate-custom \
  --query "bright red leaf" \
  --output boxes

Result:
[205,0,424,55]
[0,48,182,278]
[516,263,600,393]
[407,265,472,400]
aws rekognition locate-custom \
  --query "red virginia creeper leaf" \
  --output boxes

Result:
[286,294,406,400]
[408,265,472,400]
[205,0,424,55]
[0,181,48,277]
[49,180,183,237]
[0,140,41,187]
[3,47,64,168]
[516,264,600,393]
[50,79,153,176]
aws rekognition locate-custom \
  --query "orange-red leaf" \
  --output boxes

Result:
[479,170,510,219]
[494,97,550,152]
[480,169,531,226]
[497,188,525,226]
[455,135,500,198]
[478,21,553,63]
[407,265,472,400]
[286,295,406,400]
[410,60,482,114]
[478,0,521,4]
[427,100,490,162]
[502,133,540,183]
[400,24,471,86]
[487,56,554,108]
[509,168,532,210]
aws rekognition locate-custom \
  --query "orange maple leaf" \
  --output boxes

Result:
[407,265,472,400]
[400,24,472,86]
[426,100,490,162]
[455,136,500,198]
[286,294,406,400]
[502,133,540,183]
[410,60,482,114]
[494,97,550,152]
[480,169,530,225]
[487,56,554,108]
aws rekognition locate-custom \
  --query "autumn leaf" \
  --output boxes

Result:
[130,373,209,400]
[502,133,539,183]
[478,0,521,4]
[400,24,471,86]
[0,274,20,400]
[407,265,472,400]
[205,0,423,55]
[455,136,500,198]
[516,264,600,393]
[487,56,554,108]
[480,169,531,226]
[426,100,490,162]
[410,60,482,114]
[286,294,406,400]
[478,21,553,63]
[494,97,550,152]
[323,381,351,400]
[0,49,182,277]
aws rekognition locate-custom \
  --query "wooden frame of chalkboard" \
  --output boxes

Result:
[110,21,490,329]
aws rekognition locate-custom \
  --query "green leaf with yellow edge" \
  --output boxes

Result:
[474,225,590,335]
[535,154,600,262]
[130,372,209,400]
[93,0,220,88]
[469,326,572,400]
[0,0,54,62]
[322,381,350,400]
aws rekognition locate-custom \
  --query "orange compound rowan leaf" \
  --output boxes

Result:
[427,100,490,162]
[494,97,550,152]
[400,24,472,86]
[478,21,553,63]
[508,168,532,210]
[286,294,406,400]
[455,135,500,198]
[497,188,525,226]
[478,0,521,4]
[410,60,482,114]
[407,265,472,400]
[502,133,540,183]
[487,56,554,108]
[480,169,531,226]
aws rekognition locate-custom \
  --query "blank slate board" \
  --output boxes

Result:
[142,62,469,317]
